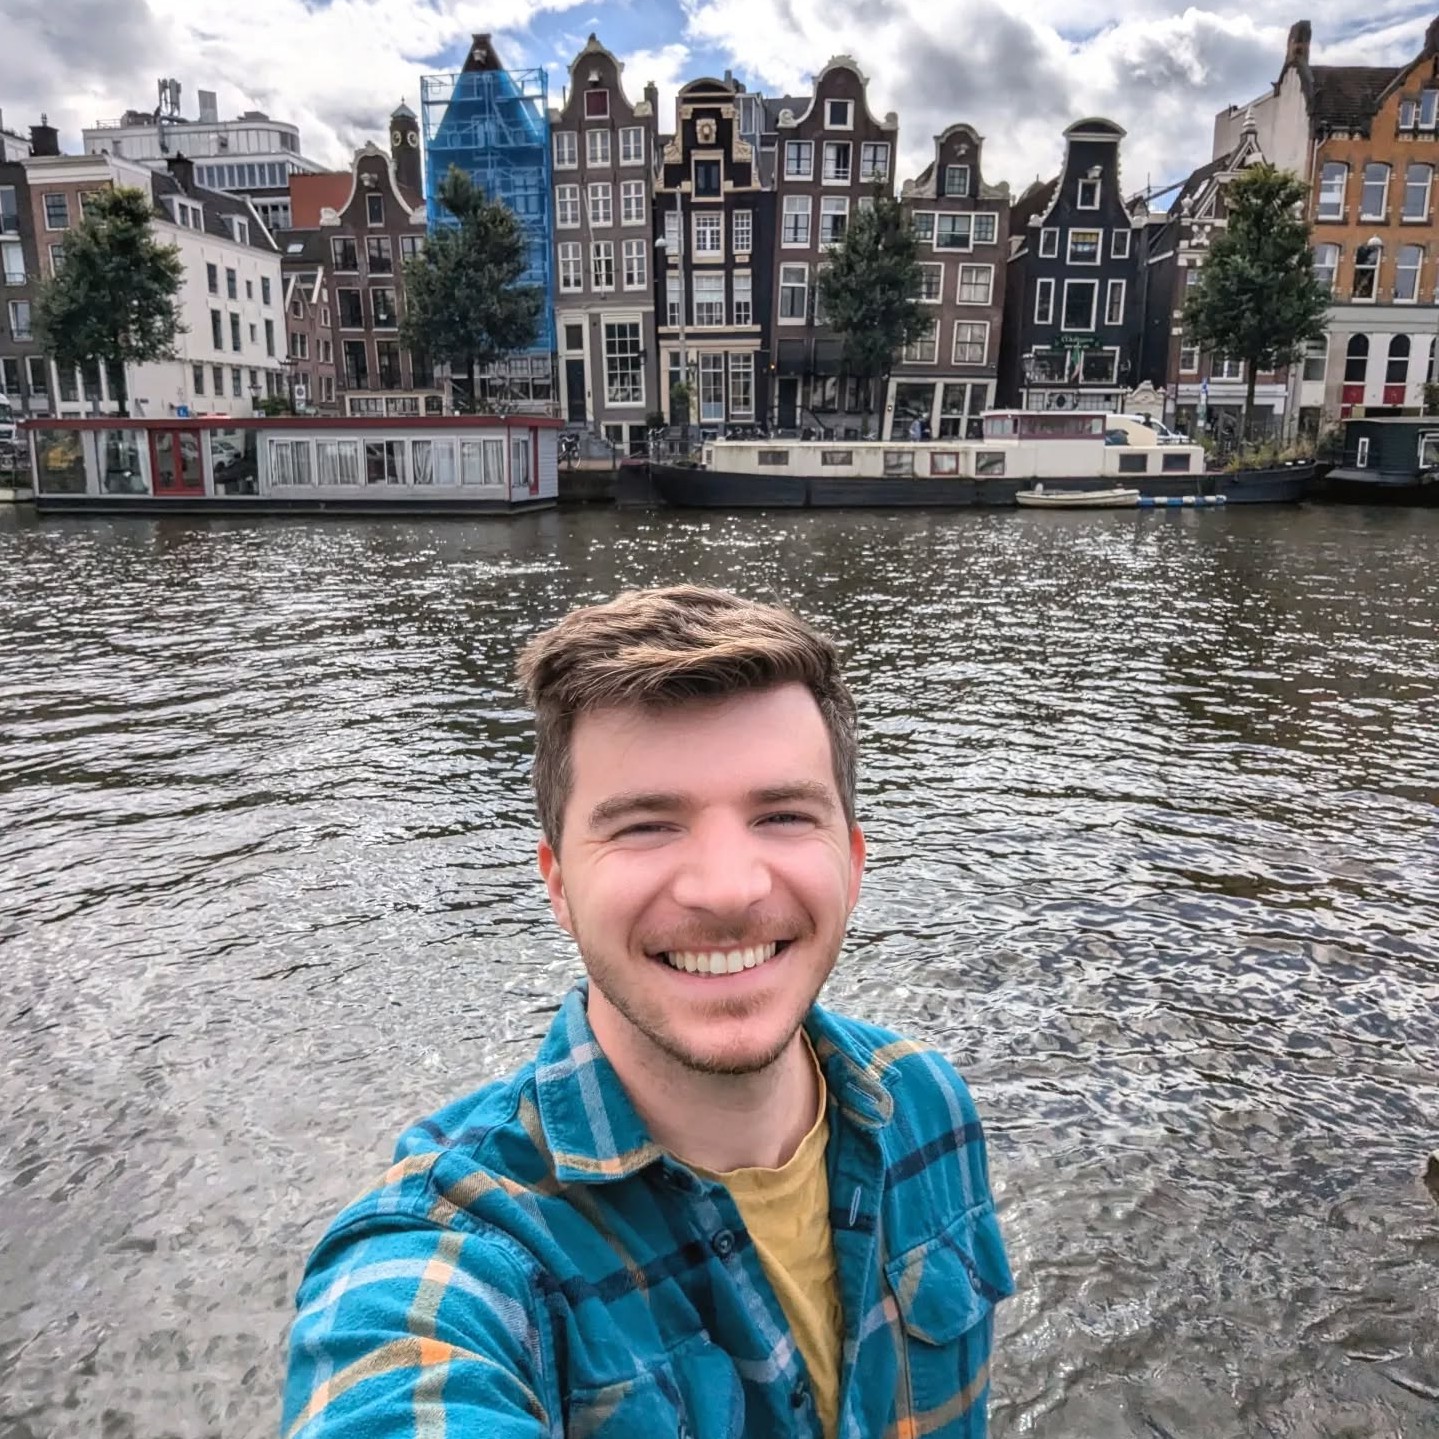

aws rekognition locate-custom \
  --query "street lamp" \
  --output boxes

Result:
[654,189,689,444]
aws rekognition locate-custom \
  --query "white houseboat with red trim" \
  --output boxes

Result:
[24,413,560,515]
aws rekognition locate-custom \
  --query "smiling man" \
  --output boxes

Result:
[281,585,1013,1439]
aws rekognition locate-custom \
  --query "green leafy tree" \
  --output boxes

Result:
[400,166,543,412]
[816,193,932,434]
[1180,163,1330,441]
[33,186,184,417]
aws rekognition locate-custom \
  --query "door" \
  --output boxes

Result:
[150,429,205,497]
[565,359,587,424]
[777,377,799,430]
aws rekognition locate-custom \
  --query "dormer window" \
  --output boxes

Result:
[1422,89,1439,128]
[172,198,203,230]
[585,89,609,120]
[1400,98,1418,130]
[944,165,970,198]
[1077,178,1100,209]
[229,215,249,245]
[826,99,853,129]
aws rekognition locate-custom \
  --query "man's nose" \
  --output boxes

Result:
[669,819,773,917]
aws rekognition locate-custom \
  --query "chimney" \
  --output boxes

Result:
[30,115,59,157]
[167,152,196,194]
[1286,20,1312,71]
[390,103,422,199]
[1427,16,1439,56]
[198,89,219,124]
[644,81,658,116]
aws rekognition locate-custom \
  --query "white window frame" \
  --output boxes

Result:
[620,180,645,226]
[587,183,613,228]
[558,242,582,292]
[825,99,854,130]
[956,263,993,305]
[1039,228,1059,258]
[1035,277,1055,324]
[1067,228,1102,265]
[622,238,647,291]
[732,209,753,255]
[952,320,989,366]
[591,240,615,292]
[42,193,68,230]
[602,319,645,407]
[1111,228,1132,259]
[916,262,944,304]
[782,194,812,248]
[1360,163,1390,221]
[693,272,725,327]
[944,165,971,198]
[1356,436,1370,467]
[554,132,578,169]
[820,195,850,247]
[822,141,852,185]
[619,127,645,166]
[903,319,939,364]
[860,142,890,182]
[556,185,580,229]
[733,271,753,325]
[934,213,973,252]
[693,212,723,256]
[584,89,611,121]
[728,352,755,418]
[1061,278,1098,331]
[1077,178,1100,210]
[1423,89,1439,128]
[586,129,611,167]
[972,213,997,246]
[784,141,814,181]
[779,263,809,324]
[1179,339,1200,374]
[1403,163,1432,222]
[1317,163,1347,222]
[1395,244,1423,302]
[1104,279,1126,325]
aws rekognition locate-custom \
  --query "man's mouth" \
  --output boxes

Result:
[650,940,793,976]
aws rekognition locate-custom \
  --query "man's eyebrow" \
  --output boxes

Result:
[748,781,836,813]
[586,781,836,830]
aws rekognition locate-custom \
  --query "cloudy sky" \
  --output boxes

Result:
[3,1,1436,201]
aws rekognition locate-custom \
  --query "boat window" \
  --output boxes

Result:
[34,430,89,494]
[211,428,258,496]
[821,450,853,466]
[1419,433,1439,468]
[758,449,790,466]
[883,450,915,477]
[101,429,150,495]
[1105,429,1129,446]
[929,451,962,476]
[1117,453,1147,473]
[412,439,457,485]
[1355,437,1370,467]
[269,438,314,487]
[975,451,1005,476]
[316,439,362,485]
[984,415,1016,437]
[1161,452,1191,473]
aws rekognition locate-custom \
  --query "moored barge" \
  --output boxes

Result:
[1316,416,1439,505]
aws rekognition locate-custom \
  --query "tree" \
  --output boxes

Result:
[1180,163,1330,441]
[400,166,543,412]
[33,186,184,417]
[816,193,932,435]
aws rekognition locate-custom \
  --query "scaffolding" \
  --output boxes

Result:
[421,64,554,355]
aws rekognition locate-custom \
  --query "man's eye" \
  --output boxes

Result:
[615,822,669,837]
[760,813,812,826]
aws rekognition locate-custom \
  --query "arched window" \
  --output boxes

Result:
[1344,334,1370,385]
[1386,334,1411,385]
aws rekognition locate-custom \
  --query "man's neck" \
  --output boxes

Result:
[586,996,819,1173]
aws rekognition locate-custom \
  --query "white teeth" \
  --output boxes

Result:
[662,942,781,975]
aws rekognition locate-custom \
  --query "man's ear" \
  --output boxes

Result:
[846,823,866,916]
[538,839,573,935]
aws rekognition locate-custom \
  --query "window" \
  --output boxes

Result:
[884,450,915,476]
[1352,242,1380,300]
[693,159,722,197]
[1112,229,1131,259]
[232,367,243,397]
[822,142,851,183]
[367,236,393,274]
[860,143,889,182]
[1082,350,1118,383]
[362,192,383,227]
[1396,245,1423,302]
[556,185,580,228]
[400,235,422,262]
[733,272,752,325]
[732,209,753,254]
[229,313,242,351]
[622,238,647,290]
[904,320,939,363]
[917,263,944,302]
[758,450,790,466]
[338,289,363,327]
[0,187,17,235]
[1034,277,1056,324]
[911,212,935,242]
[1424,89,1439,128]
[826,99,853,129]
[261,276,272,305]
[26,356,47,393]
[411,438,457,486]
[43,193,68,229]
[1062,279,1097,329]
[584,89,610,119]
[1344,334,1368,384]
[785,141,814,180]
[205,262,219,296]
[1105,279,1126,325]
[1401,98,1419,130]
[343,338,369,388]
[591,240,614,291]
[213,365,225,395]
[1038,228,1059,258]
[269,438,314,486]
[665,274,682,326]
[1077,178,1100,209]
[586,130,611,167]
[783,195,812,247]
[312,438,359,485]
[230,217,249,246]
[1361,163,1390,220]
[290,331,309,360]
[1213,355,1244,380]
[1302,340,1327,383]
[621,180,645,224]
[972,213,997,245]
[952,321,988,365]
[319,339,332,363]
[1179,338,1199,373]
[554,131,577,168]
[188,363,204,396]
[820,196,849,245]
[698,353,725,421]
[364,439,405,484]
[603,321,643,405]
[620,127,644,165]
[1068,228,1100,263]
[935,214,972,251]
[1386,334,1411,385]
[0,239,17,287]
[693,272,724,325]
[588,183,613,227]
[693,213,722,255]
[664,209,681,253]
[332,237,358,270]
[779,263,808,320]
[211,309,224,349]
[944,165,970,198]
[225,267,238,300]
[1313,242,1339,289]
[957,264,992,304]
[1317,163,1347,221]
[729,353,754,417]
[561,241,584,292]
[265,318,275,356]
[1356,436,1370,467]
[372,288,397,327]
[1404,164,1432,221]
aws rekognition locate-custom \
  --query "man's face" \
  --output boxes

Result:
[538,683,865,1077]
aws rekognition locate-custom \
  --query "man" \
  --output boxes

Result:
[281,585,1012,1439]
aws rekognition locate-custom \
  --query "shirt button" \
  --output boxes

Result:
[710,1229,736,1259]
[790,1381,809,1410]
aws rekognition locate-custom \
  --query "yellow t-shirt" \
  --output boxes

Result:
[687,1041,844,1439]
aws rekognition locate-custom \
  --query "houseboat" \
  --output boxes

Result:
[23,413,560,516]
[650,411,1309,509]
[1316,416,1439,505]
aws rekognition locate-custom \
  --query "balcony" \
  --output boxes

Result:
[4,269,25,286]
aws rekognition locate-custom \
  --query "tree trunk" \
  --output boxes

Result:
[114,359,129,419]
[1242,362,1257,446]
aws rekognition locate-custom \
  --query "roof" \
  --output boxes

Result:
[1309,65,1397,133]
[1010,175,1057,230]
[289,171,352,228]
[151,170,278,251]
[274,227,329,267]
[762,95,814,131]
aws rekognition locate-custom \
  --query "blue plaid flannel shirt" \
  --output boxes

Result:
[281,981,1013,1439]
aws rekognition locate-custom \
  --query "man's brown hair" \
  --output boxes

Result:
[515,585,858,849]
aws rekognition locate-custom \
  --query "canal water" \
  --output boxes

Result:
[0,505,1436,1439]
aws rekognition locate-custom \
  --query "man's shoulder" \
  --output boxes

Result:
[812,1005,983,1116]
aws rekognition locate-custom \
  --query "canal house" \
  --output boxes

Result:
[25,413,558,514]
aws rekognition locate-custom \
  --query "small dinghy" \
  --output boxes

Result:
[1015,484,1140,509]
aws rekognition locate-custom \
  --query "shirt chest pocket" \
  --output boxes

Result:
[885,1202,1015,1433]
[566,1334,744,1439]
